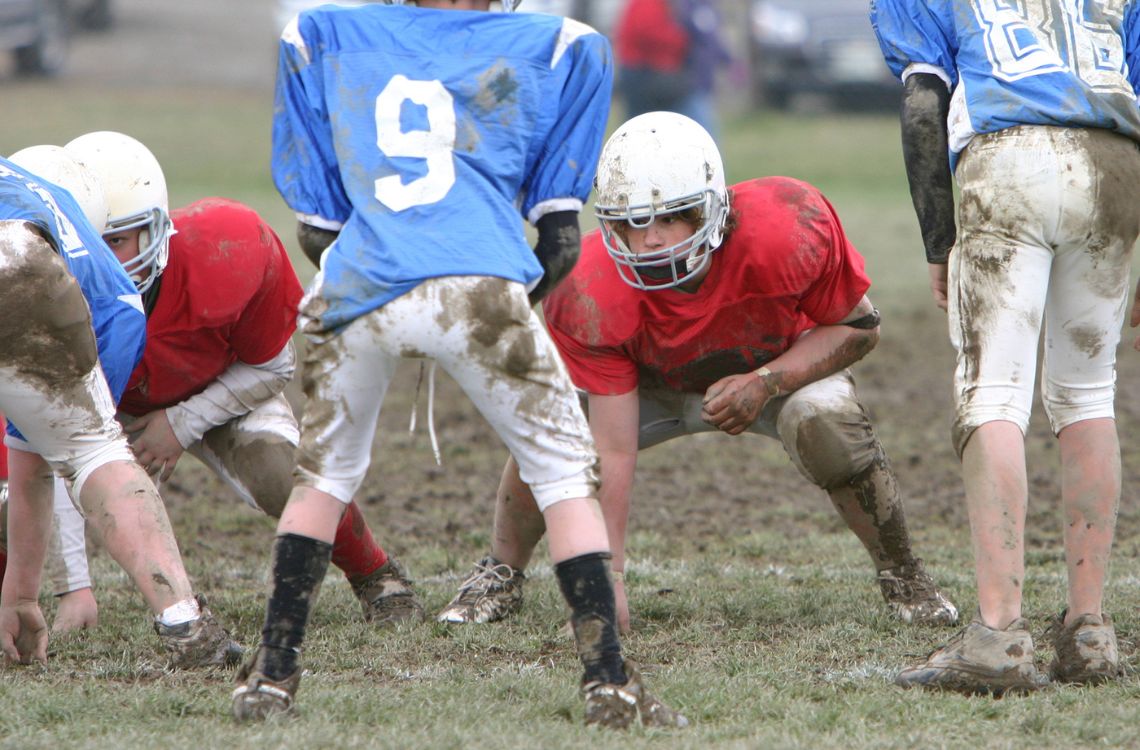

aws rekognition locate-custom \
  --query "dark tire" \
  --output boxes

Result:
[14,0,69,77]
[77,0,113,31]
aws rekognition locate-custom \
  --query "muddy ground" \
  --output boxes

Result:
[9,0,1140,570]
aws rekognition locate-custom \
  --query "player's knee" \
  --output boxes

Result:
[1041,382,1116,436]
[951,402,1030,458]
[779,402,877,490]
[235,438,295,517]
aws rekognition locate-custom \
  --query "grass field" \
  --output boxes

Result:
[5,33,1140,750]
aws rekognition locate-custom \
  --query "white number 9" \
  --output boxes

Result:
[374,74,457,212]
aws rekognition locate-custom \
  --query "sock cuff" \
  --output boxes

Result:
[278,532,334,555]
[554,551,612,575]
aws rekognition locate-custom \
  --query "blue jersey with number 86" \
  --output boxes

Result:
[871,0,1140,169]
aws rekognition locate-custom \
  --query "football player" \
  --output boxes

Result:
[872,0,1140,694]
[0,149,240,668]
[232,0,687,730]
[440,112,959,634]
[32,130,424,634]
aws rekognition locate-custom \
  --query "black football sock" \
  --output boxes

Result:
[555,551,627,685]
[257,533,332,681]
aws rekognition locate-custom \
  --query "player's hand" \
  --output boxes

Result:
[929,263,949,311]
[700,373,767,435]
[124,410,184,482]
[0,600,49,665]
[51,588,99,635]
[1131,276,1140,351]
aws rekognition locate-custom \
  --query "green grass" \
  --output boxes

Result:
[6,85,1140,749]
[5,516,1140,750]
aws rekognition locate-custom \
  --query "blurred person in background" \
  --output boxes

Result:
[674,0,734,138]
[614,0,691,117]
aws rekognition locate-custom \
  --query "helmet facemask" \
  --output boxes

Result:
[106,206,172,294]
[593,112,731,292]
[597,189,728,290]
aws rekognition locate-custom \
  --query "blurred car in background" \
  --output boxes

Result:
[750,0,899,110]
[0,0,112,77]
[0,0,69,76]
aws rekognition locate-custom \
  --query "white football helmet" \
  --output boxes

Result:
[65,131,173,293]
[594,112,730,291]
[8,144,109,234]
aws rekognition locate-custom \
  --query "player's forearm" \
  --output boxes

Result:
[166,341,296,448]
[296,220,339,270]
[763,325,878,397]
[528,210,581,306]
[597,449,637,572]
[900,73,955,264]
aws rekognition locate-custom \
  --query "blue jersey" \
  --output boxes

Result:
[0,158,146,440]
[273,4,614,331]
[871,0,1140,167]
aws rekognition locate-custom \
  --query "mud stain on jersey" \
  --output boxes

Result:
[474,63,518,111]
[472,62,519,127]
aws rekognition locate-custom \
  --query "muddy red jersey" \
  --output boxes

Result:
[119,198,302,415]
[543,178,870,395]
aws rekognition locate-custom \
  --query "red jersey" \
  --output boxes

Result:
[119,198,302,415]
[543,178,870,395]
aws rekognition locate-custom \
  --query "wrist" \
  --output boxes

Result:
[752,366,780,398]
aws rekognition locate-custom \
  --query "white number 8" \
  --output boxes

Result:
[374,74,457,212]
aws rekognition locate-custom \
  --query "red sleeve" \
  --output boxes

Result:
[542,249,640,395]
[794,191,871,325]
[229,219,303,365]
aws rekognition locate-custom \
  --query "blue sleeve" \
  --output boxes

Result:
[271,15,353,227]
[1126,1,1140,94]
[520,27,613,223]
[93,302,146,403]
[870,0,957,87]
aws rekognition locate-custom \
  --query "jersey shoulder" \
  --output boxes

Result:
[725,178,851,289]
[543,229,641,348]
[165,198,293,319]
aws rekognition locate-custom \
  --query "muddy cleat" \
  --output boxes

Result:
[437,555,525,624]
[232,648,301,721]
[878,559,959,626]
[583,660,689,730]
[350,557,426,626]
[895,614,1049,696]
[1048,611,1121,685]
[154,595,244,669]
